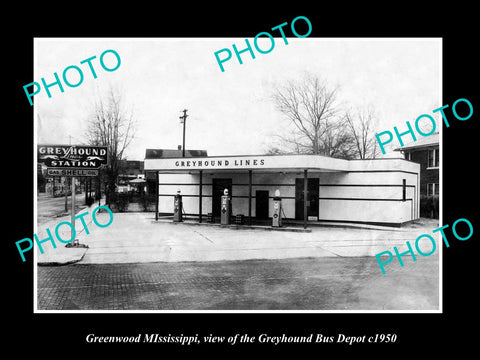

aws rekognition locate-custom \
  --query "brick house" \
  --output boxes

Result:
[395,133,439,218]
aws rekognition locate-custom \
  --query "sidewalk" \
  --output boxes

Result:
[36,199,105,266]
[37,211,439,266]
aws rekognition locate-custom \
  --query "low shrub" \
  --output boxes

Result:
[420,195,439,219]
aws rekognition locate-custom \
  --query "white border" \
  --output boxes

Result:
[33,39,39,312]
[33,37,443,314]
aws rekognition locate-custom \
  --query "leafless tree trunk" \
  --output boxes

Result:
[86,87,136,202]
[344,106,379,159]
[270,74,355,158]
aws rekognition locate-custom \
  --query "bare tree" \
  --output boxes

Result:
[416,102,440,136]
[86,87,136,200]
[270,74,355,158]
[344,106,379,159]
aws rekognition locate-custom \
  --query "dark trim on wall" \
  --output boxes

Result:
[319,197,413,202]
[158,194,212,198]
[317,219,404,228]
[157,174,419,221]
[156,213,406,228]
[346,170,419,175]
[319,184,415,187]
[159,193,414,202]
[158,182,416,188]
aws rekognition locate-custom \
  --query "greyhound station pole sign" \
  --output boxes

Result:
[38,144,108,176]
[37,144,108,247]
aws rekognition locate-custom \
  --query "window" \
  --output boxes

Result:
[427,183,439,196]
[427,148,439,168]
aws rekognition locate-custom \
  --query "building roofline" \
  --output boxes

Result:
[144,153,419,173]
[145,151,406,161]
[393,133,439,151]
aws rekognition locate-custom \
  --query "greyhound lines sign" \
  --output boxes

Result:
[38,145,108,176]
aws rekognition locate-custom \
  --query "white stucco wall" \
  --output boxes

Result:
[150,156,420,225]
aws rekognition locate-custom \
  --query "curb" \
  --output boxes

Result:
[37,251,87,266]
[36,200,106,266]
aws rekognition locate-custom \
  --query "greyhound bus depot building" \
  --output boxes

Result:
[144,150,420,227]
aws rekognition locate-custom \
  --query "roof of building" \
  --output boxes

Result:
[117,160,144,178]
[145,149,208,159]
[118,159,143,168]
[394,132,439,151]
[144,153,419,174]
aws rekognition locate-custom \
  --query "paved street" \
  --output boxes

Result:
[37,193,87,225]
[37,254,439,311]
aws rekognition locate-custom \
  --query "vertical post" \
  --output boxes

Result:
[97,174,101,206]
[180,109,188,158]
[64,177,68,212]
[71,176,76,240]
[85,178,88,204]
[199,170,203,223]
[98,174,101,206]
[66,137,71,212]
[318,174,320,221]
[417,172,420,219]
[402,178,406,202]
[155,171,159,221]
[303,169,308,229]
[248,170,252,225]
[182,117,186,158]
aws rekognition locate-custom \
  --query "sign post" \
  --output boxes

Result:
[71,176,76,244]
[38,145,108,248]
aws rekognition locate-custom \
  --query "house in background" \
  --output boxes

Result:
[144,149,209,195]
[395,132,439,218]
[117,160,145,193]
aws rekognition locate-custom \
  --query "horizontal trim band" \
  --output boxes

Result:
[347,170,418,175]
[154,168,418,175]
[156,214,406,227]
[317,219,404,227]
[158,194,413,202]
[158,183,416,188]
[319,197,413,202]
[158,194,298,200]
[319,184,415,188]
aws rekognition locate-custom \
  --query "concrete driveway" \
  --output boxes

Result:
[35,212,440,267]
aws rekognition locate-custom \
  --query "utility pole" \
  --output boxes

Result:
[179,109,188,158]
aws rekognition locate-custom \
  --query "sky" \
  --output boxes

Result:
[34,37,441,160]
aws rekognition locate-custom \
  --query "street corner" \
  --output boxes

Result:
[37,243,88,266]
[33,226,89,266]
[33,204,113,266]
